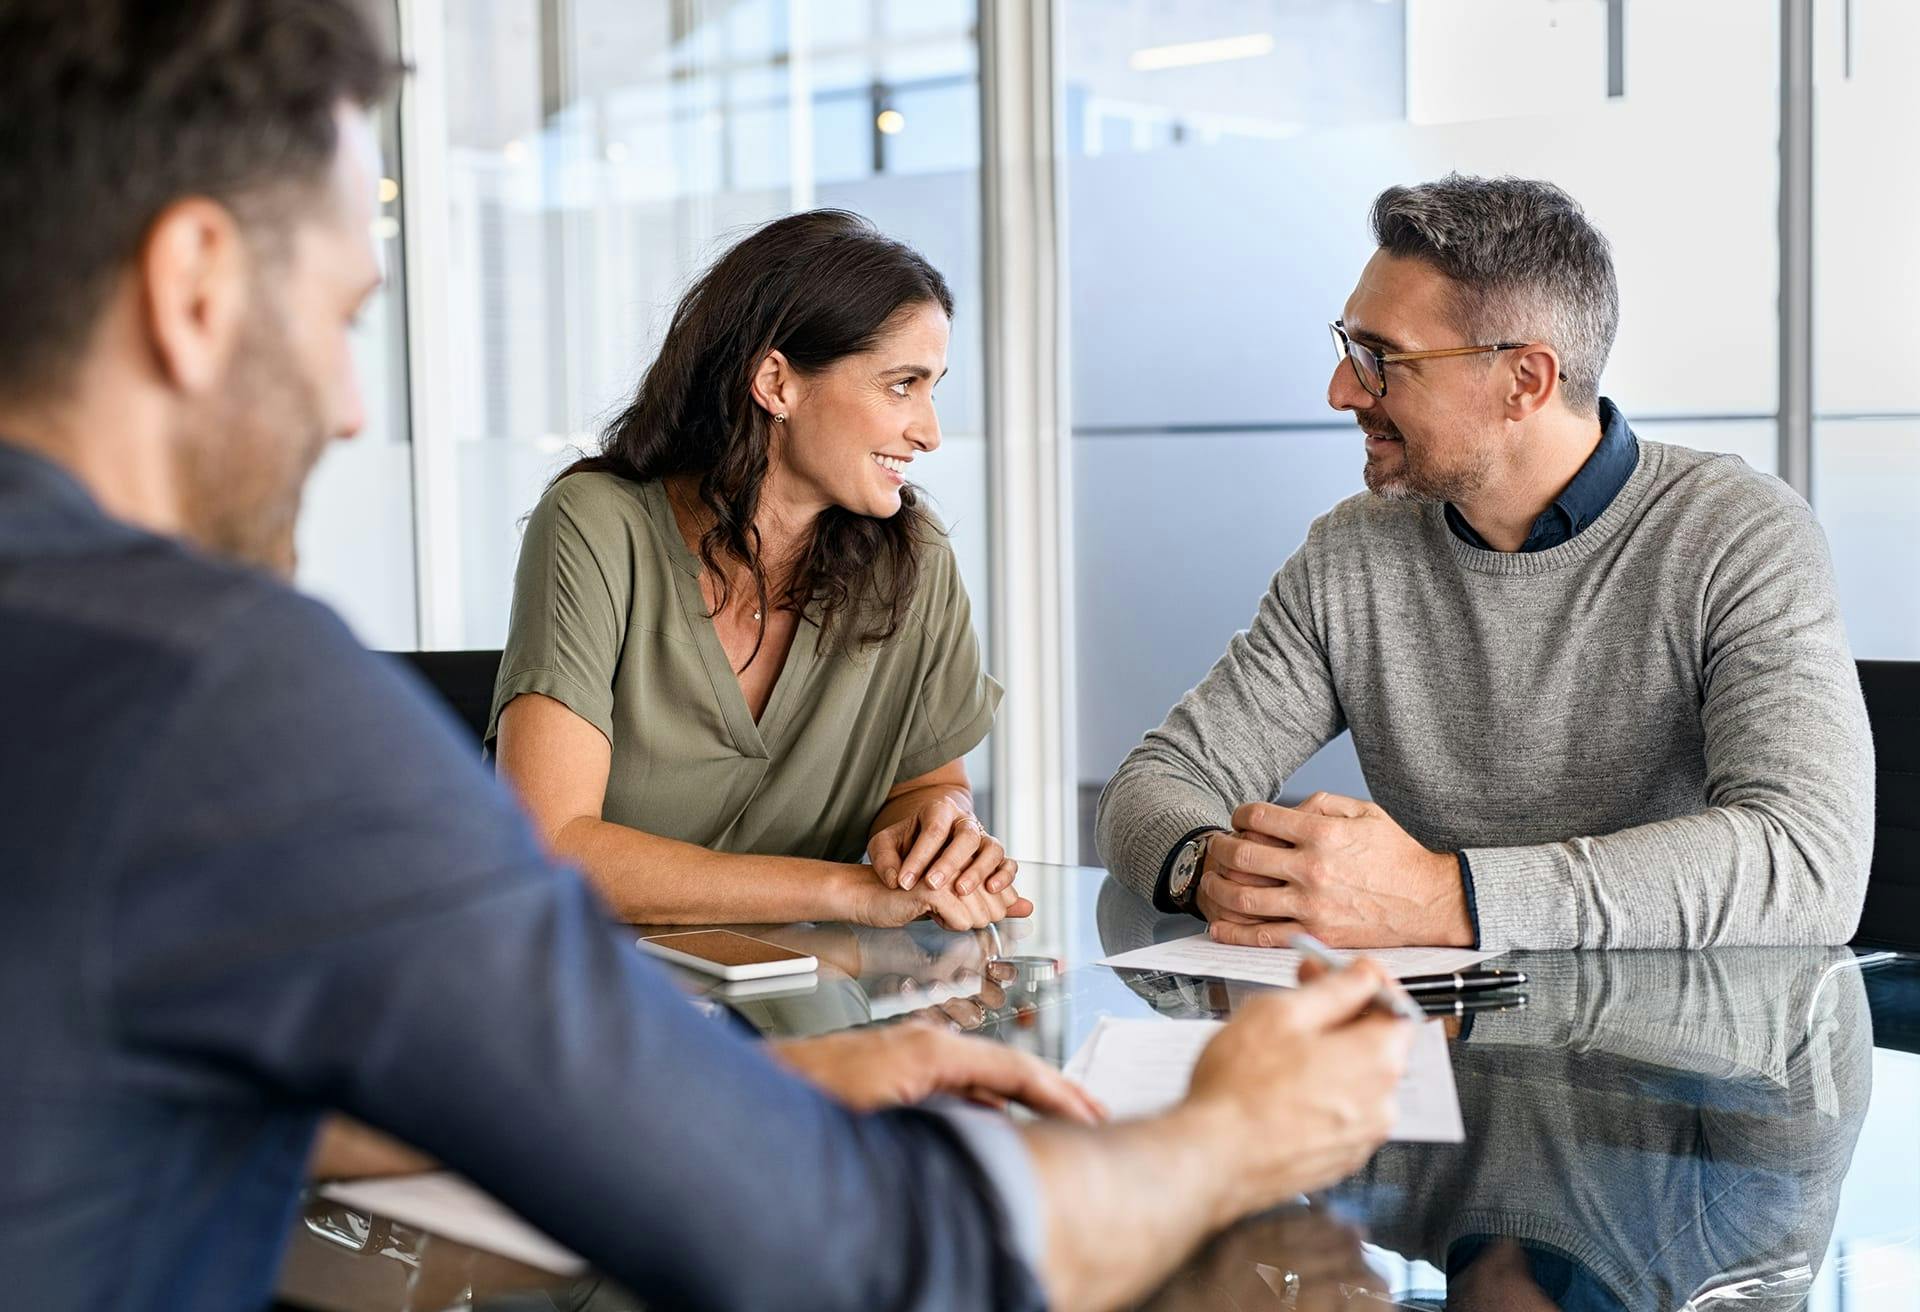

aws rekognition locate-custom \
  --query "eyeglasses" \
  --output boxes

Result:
[1329,320,1528,399]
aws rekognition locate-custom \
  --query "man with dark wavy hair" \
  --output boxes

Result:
[1101,175,1873,954]
[0,3,1412,1309]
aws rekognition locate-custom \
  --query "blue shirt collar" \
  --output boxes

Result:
[0,437,137,557]
[1445,397,1638,553]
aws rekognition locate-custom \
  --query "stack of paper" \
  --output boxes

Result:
[1064,1015,1465,1142]
[1096,933,1494,987]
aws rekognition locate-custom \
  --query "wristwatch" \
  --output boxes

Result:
[1163,828,1221,916]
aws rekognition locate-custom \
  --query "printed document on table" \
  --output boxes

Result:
[1096,934,1494,987]
[1064,1015,1465,1142]
[319,1172,586,1275]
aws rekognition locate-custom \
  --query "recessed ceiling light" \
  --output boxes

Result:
[1129,33,1275,72]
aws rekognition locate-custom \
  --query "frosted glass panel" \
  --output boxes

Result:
[1631,419,1778,479]
[1812,0,1920,664]
[1066,0,1781,834]
[435,0,996,811]
[1073,426,1370,796]
[1815,0,1920,415]
[294,91,417,651]
[438,0,988,646]
[298,440,419,650]
[1815,419,1920,660]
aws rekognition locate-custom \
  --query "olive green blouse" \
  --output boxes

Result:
[485,473,1001,863]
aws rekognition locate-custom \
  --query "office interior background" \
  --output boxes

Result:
[302,0,1919,849]
[276,1,1916,1301]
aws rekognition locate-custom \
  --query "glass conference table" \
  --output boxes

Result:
[275,863,1920,1311]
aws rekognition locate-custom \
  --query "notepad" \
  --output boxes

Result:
[1064,1014,1465,1142]
[1097,933,1494,988]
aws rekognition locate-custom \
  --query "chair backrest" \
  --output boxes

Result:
[388,650,503,747]
[1858,660,1920,951]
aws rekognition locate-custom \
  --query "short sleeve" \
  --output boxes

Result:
[487,476,634,746]
[896,537,1002,782]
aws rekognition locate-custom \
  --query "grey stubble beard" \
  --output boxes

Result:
[1362,431,1493,506]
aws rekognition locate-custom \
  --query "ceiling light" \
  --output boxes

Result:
[1129,32,1275,72]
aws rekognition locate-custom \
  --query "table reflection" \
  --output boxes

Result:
[1095,878,1877,1309]
[277,868,1914,1312]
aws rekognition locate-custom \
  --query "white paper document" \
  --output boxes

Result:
[1064,1015,1465,1142]
[318,1172,586,1275]
[1097,933,1494,988]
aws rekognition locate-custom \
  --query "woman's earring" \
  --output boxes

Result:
[773,413,787,424]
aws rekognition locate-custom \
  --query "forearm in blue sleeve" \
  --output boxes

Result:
[121,858,1045,1310]
[107,592,1045,1311]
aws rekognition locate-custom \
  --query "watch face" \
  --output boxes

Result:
[1170,842,1202,898]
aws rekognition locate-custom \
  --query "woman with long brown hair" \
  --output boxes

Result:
[487,210,1025,930]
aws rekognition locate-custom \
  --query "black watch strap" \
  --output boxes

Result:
[1154,825,1221,916]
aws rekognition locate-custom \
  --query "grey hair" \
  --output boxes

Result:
[1369,174,1619,415]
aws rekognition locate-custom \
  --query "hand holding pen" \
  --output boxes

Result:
[1287,931,1428,1022]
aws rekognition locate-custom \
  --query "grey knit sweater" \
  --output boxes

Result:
[1096,438,1875,949]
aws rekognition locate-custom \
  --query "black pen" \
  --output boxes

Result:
[1399,968,1529,996]
[1420,991,1528,1018]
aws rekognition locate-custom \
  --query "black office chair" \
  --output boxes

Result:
[388,649,503,748]
[1857,660,1920,952]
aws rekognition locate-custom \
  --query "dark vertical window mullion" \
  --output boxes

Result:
[1607,0,1626,98]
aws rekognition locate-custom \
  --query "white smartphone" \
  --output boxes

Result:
[637,930,818,982]
[710,972,822,1003]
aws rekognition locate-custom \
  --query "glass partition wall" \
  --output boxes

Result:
[292,0,1920,861]
[300,0,998,813]
[1065,0,1819,849]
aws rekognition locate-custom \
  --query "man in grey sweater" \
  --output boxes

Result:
[1097,174,1874,951]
